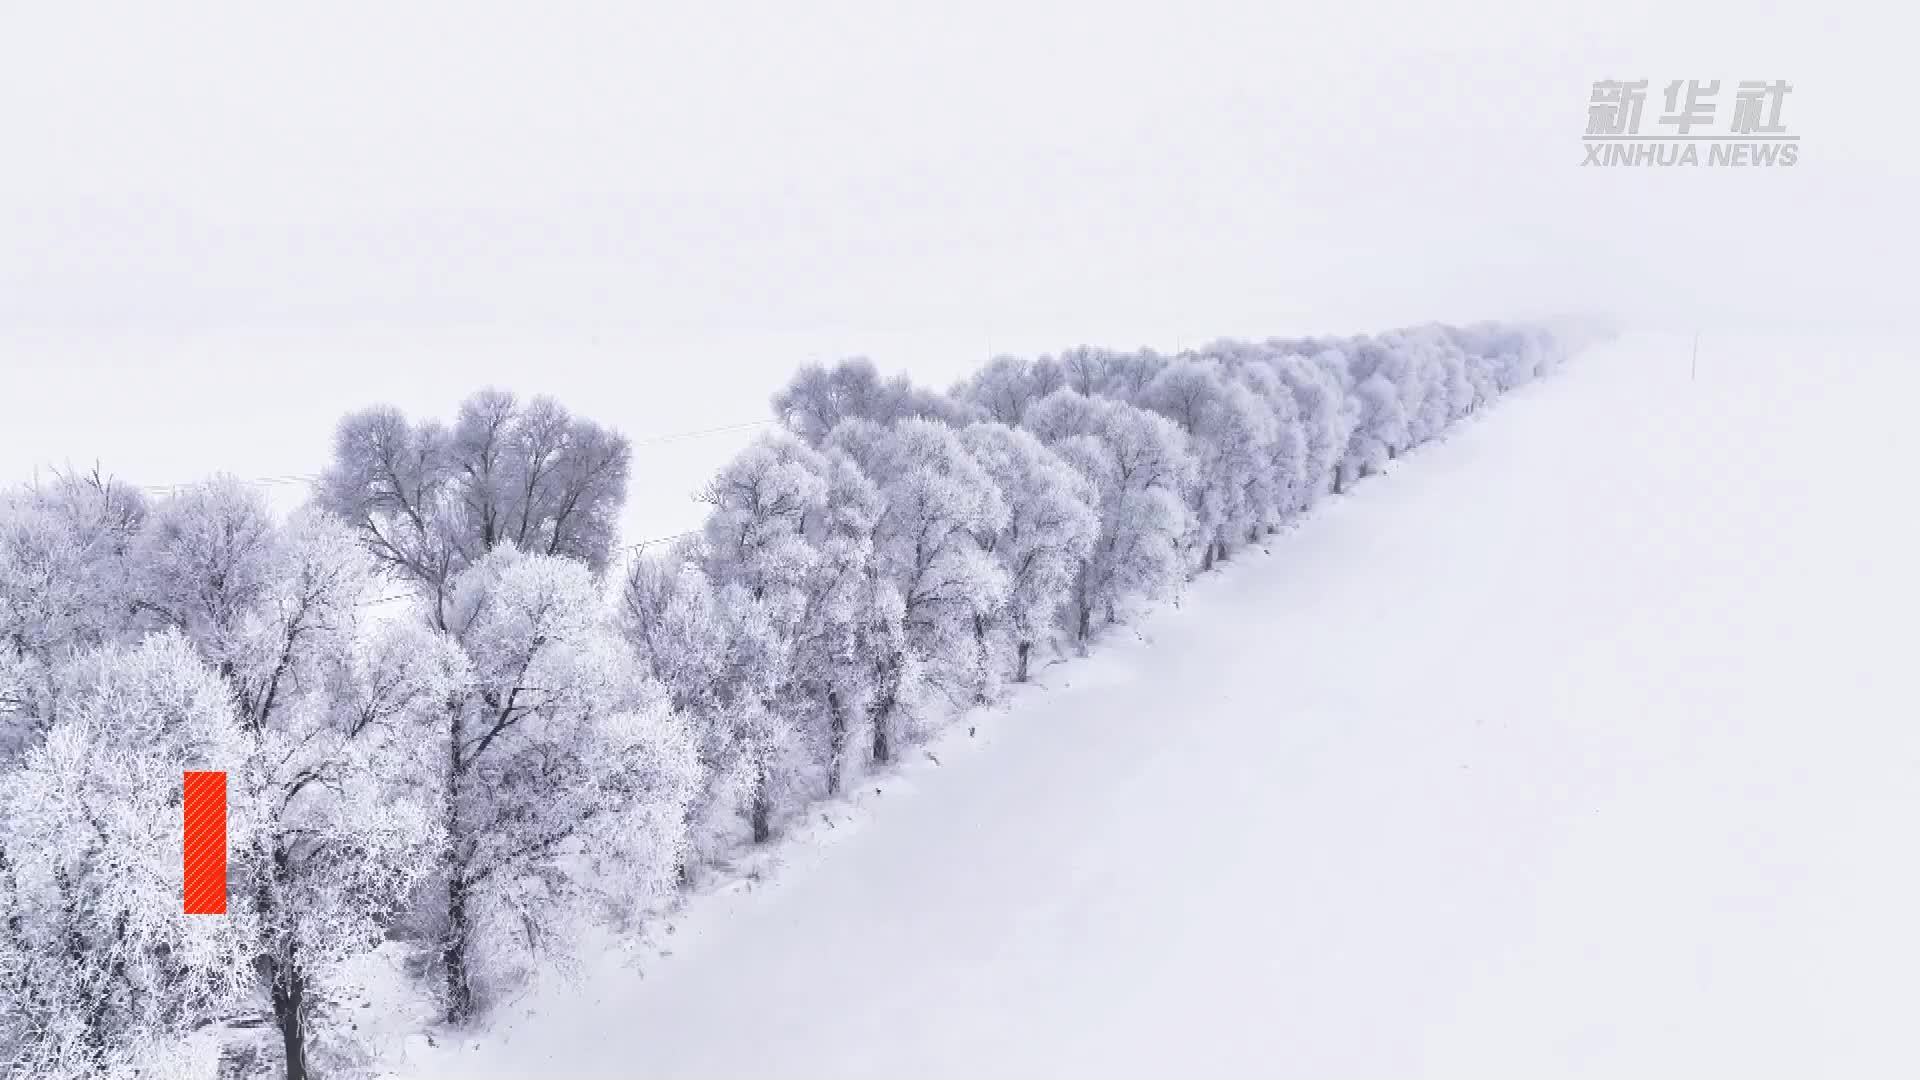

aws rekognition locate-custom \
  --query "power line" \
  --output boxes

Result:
[356,529,699,610]
[126,418,775,495]
[358,591,417,608]
[631,419,773,446]
[619,529,698,553]
[85,415,743,609]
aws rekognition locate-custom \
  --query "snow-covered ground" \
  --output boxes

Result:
[397,332,1919,1078]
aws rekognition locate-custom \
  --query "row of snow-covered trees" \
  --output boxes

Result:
[0,320,1570,1079]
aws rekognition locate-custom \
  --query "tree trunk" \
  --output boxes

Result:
[1015,641,1032,683]
[1332,469,1343,495]
[263,847,310,1080]
[270,950,309,1080]
[443,872,474,1024]
[871,708,892,765]
[869,656,900,765]
[1076,602,1091,643]
[750,773,772,844]
[973,614,991,703]
[868,680,895,766]
[826,690,847,796]
[1200,544,1215,572]
[442,701,475,1024]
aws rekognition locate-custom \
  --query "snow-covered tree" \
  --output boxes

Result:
[317,392,631,626]
[0,633,254,1079]
[1100,348,1172,400]
[129,479,452,1079]
[1431,335,1477,425]
[1341,372,1410,487]
[238,615,454,1080]
[437,548,698,1023]
[621,556,787,851]
[1230,362,1310,529]
[0,470,146,761]
[1138,360,1276,568]
[773,358,982,445]
[131,477,282,676]
[1462,341,1501,411]
[787,448,887,794]
[959,423,1097,683]
[825,418,1007,763]
[652,435,884,806]
[685,431,850,830]
[1023,390,1195,640]
[1019,383,1111,445]
[1054,346,1114,395]
[954,355,1064,426]
[1269,350,1351,503]
[697,432,829,610]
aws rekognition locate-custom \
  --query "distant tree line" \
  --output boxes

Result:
[0,320,1574,1079]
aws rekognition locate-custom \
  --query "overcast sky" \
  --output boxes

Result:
[1,0,1907,537]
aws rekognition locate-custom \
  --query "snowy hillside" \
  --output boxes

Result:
[400,332,1919,1079]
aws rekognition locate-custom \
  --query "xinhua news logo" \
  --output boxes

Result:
[1584,80,1798,167]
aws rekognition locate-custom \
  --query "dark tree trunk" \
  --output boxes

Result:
[1332,469,1344,494]
[1015,641,1032,683]
[443,872,474,1024]
[750,776,772,844]
[1076,602,1092,643]
[973,614,991,702]
[263,847,310,1080]
[826,690,847,796]
[443,700,476,1024]
[271,952,309,1080]
[869,656,900,765]
[1200,544,1215,572]
[871,709,892,765]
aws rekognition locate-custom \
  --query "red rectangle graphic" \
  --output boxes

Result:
[183,771,226,915]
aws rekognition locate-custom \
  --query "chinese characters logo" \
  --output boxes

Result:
[1584,80,1797,166]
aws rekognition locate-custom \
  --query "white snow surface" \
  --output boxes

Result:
[399,333,1920,1078]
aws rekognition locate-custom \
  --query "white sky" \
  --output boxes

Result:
[1,0,1908,539]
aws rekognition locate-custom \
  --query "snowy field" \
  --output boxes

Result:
[395,331,1918,1078]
